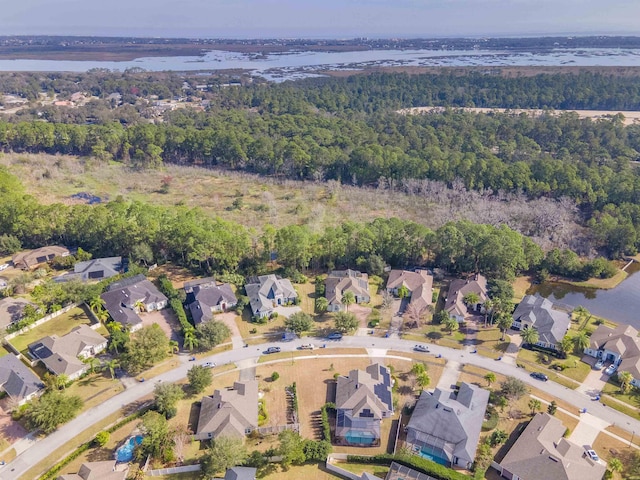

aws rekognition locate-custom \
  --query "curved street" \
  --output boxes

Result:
[4,335,640,479]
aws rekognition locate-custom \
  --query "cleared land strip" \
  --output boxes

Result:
[398,106,640,125]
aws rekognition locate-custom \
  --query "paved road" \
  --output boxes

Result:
[5,336,640,479]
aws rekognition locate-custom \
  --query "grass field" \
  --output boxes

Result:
[8,305,97,353]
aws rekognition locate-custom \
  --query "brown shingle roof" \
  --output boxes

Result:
[445,274,488,317]
[196,380,258,439]
[13,246,69,269]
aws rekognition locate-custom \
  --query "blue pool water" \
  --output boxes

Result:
[115,435,143,463]
[418,449,449,466]
[345,431,376,445]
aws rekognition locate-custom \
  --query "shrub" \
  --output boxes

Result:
[271,372,280,381]
[94,431,110,446]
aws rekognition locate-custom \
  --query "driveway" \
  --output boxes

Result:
[215,312,244,349]
[272,306,301,318]
[0,403,27,449]
[140,309,181,342]
[577,357,609,398]
[569,413,611,449]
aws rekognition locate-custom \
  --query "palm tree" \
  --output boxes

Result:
[169,340,180,354]
[57,374,69,390]
[573,306,591,325]
[417,372,430,389]
[103,359,120,380]
[497,313,513,341]
[341,291,355,312]
[608,458,623,475]
[88,296,106,315]
[497,395,508,413]
[573,331,590,353]
[315,296,329,313]
[521,326,539,346]
[483,298,494,328]
[84,357,100,374]
[559,335,575,357]
[133,300,146,313]
[484,372,496,387]
[183,329,198,351]
[617,370,633,394]
[528,398,542,415]
[463,292,480,311]
[444,316,459,335]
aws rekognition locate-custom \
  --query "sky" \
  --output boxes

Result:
[2,0,639,38]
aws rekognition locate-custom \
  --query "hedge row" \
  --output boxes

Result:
[41,406,151,479]
[157,275,193,334]
[346,453,472,480]
[320,402,335,442]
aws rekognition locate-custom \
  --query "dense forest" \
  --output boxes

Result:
[2,71,640,257]
[0,167,618,285]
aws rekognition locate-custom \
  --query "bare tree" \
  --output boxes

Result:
[404,303,425,329]
[173,425,193,464]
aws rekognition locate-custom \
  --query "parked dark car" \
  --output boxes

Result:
[327,332,343,340]
[530,372,548,381]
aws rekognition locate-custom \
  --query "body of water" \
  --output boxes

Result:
[531,262,640,328]
[1,48,640,80]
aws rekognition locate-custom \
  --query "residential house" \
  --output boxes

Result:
[386,270,433,313]
[445,274,488,322]
[245,275,297,318]
[29,325,108,380]
[0,354,41,406]
[335,363,393,447]
[512,294,571,351]
[185,277,238,324]
[224,467,257,480]
[12,246,70,270]
[195,380,258,441]
[585,323,640,386]
[405,382,489,469]
[58,460,127,480]
[55,257,124,283]
[101,274,168,331]
[0,297,35,330]
[325,270,370,312]
[495,412,606,480]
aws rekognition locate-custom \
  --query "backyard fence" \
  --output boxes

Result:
[4,301,83,341]
[147,464,201,476]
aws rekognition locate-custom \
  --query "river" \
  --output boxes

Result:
[1,47,640,80]
[530,262,640,327]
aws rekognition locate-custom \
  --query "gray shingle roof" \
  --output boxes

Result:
[73,257,123,280]
[245,275,297,316]
[29,325,106,377]
[513,294,571,346]
[406,383,489,466]
[101,275,167,328]
[499,413,606,480]
[197,380,258,439]
[187,282,237,324]
[224,467,257,480]
[0,354,41,401]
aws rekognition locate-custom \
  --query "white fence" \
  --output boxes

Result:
[147,464,201,476]
[326,454,363,480]
[4,301,82,341]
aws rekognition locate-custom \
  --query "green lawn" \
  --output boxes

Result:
[601,379,640,420]
[9,305,97,353]
[475,327,510,359]
[516,348,582,388]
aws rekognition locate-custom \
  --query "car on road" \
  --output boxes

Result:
[414,344,429,353]
[299,343,315,350]
[264,347,281,354]
[202,362,216,368]
[605,364,617,376]
[594,360,604,370]
[327,332,343,340]
[585,448,599,462]
[530,372,548,381]
[0,264,9,271]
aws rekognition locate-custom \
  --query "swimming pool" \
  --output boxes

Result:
[417,449,449,466]
[115,435,143,463]
[344,431,376,445]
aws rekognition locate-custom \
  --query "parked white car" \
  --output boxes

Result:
[605,364,617,376]
[0,263,9,271]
